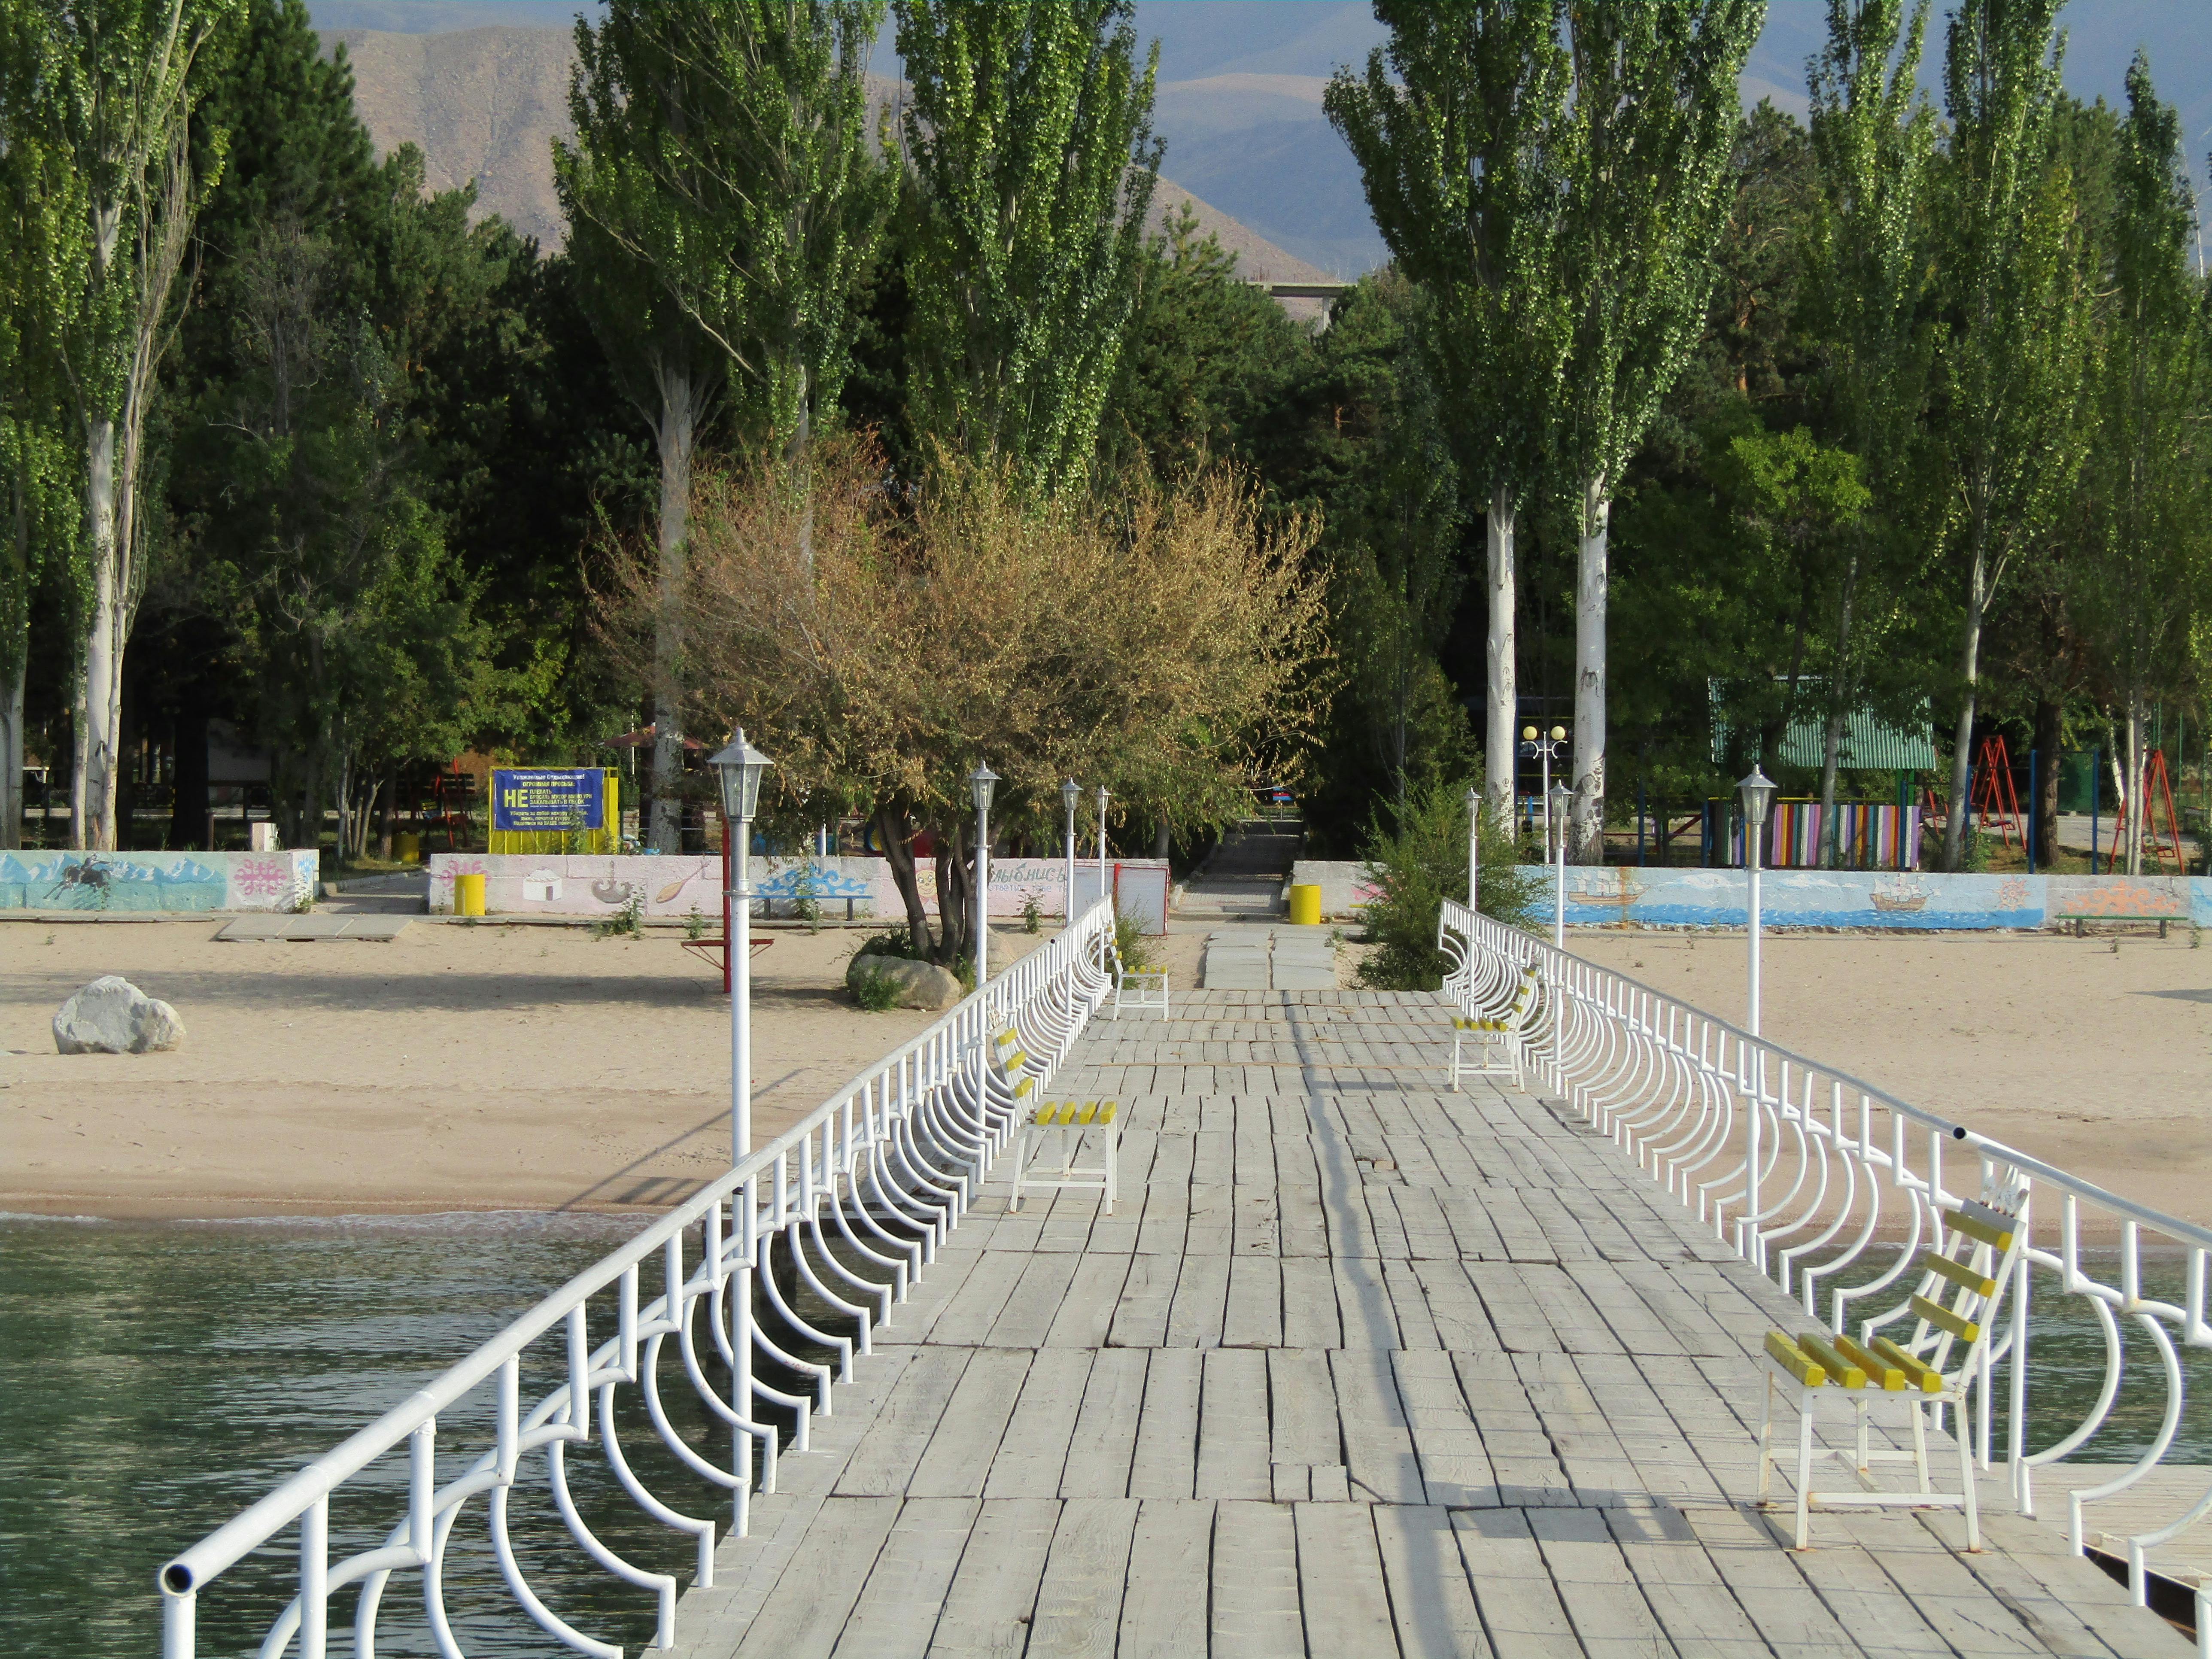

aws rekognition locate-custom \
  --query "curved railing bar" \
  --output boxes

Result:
[162,898,1121,1659]
[1438,896,2212,1591]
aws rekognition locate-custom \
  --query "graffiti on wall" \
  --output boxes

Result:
[0,850,319,912]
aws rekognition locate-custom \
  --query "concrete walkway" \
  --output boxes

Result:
[666,990,2183,1659]
[1180,819,1301,921]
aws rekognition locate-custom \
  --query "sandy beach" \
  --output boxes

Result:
[0,917,1203,1221]
[5,912,2201,1227]
[1568,928,2212,1228]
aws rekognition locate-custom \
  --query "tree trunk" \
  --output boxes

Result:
[2125,688,2145,876]
[934,818,972,966]
[872,799,936,950]
[1154,817,1170,859]
[1942,545,1989,870]
[1484,486,1516,818]
[649,364,699,854]
[2033,695,2061,872]
[1571,475,1608,863]
[0,646,22,848]
[1818,550,1860,868]
[78,416,122,851]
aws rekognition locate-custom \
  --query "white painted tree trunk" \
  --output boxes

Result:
[1484,486,1516,820]
[649,365,698,855]
[1571,476,1608,864]
[79,417,122,851]
[2124,691,2145,877]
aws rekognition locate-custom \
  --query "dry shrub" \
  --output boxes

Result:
[599,436,1327,955]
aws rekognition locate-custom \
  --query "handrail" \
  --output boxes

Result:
[1440,897,2211,1629]
[160,897,1120,1659]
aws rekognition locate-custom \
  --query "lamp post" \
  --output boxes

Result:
[1061,778,1082,923]
[708,729,773,1165]
[1548,781,1571,949]
[970,763,999,983]
[1521,724,1568,838]
[1739,763,1776,1036]
[1465,784,1481,910]
[1097,785,1109,905]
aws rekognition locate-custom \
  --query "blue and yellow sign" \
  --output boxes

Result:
[492,769,606,833]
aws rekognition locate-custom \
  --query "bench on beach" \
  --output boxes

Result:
[2054,910,2185,939]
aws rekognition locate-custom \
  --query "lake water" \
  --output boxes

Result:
[1,1215,2205,1656]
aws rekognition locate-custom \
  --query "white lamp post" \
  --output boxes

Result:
[1061,778,1082,922]
[1739,763,1776,1036]
[970,763,999,983]
[709,729,773,1164]
[1096,785,1109,904]
[1548,780,1571,949]
[1465,784,1481,910]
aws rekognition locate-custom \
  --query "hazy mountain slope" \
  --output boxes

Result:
[324,22,1335,286]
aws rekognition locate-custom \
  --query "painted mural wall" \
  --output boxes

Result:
[1533,868,2209,931]
[423,854,1139,921]
[0,849,320,912]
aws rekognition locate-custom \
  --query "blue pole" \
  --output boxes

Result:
[2090,750,2100,875]
[2027,748,2038,874]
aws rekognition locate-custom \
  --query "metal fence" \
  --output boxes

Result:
[1440,898,2212,1639]
[157,898,1120,1659]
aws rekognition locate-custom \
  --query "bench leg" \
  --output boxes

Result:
[1795,1387,1816,1550]
[1757,1372,1777,1502]
[1010,1128,1029,1212]
[1105,1125,1119,1213]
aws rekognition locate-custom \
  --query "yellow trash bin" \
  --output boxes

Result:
[1287,883,1322,926]
[395,831,421,864]
[455,872,486,917]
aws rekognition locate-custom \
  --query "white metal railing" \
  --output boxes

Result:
[1440,898,2212,1637]
[159,898,1120,1659]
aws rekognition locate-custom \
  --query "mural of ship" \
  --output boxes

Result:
[1870,875,1932,912]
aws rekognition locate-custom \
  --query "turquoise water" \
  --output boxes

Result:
[0,1213,730,1658]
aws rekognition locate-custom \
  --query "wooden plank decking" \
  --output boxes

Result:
[667,989,2189,1658]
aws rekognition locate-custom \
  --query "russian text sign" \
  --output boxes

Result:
[491,769,605,833]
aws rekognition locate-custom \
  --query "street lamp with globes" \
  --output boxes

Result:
[970,763,999,983]
[708,729,773,1164]
[1738,763,1776,1035]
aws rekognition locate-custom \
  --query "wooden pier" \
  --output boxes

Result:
[666,989,2186,1658]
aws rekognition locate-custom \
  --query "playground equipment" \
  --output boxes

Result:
[2110,748,2188,874]
[1969,735,2025,849]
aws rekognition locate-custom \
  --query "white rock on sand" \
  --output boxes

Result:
[53,975,187,1054]
[846,953,962,1010]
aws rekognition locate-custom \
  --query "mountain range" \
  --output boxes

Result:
[313,1,2212,280]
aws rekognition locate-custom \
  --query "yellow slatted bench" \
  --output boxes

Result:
[1448,965,1540,1091]
[1009,1099,1119,1213]
[1108,937,1169,1021]
[991,1029,1040,1107]
[1758,1190,2024,1551]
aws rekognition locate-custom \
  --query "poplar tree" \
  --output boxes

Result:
[0,3,87,846]
[1931,0,2087,869]
[1802,0,1935,863]
[557,0,887,850]
[1324,0,1574,822]
[2077,59,2205,876]
[48,0,239,851]
[1555,0,1763,861]
[894,0,1161,496]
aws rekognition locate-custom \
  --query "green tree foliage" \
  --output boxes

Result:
[1929,0,2090,868]
[47,0,241,850]
[557,0,887,850]
[894,0,1160,494]
[1325,0,1573,817]
[1554,0,1765,862]
[2072,58,2210,875]
[0,1,88,845]
[1355,776,1534,992]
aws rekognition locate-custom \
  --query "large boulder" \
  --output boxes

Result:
[54,975,187,1054]
[846,952,962,1011]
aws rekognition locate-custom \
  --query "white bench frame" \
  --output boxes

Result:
[1759,1188,2025,1551]
[1448,965,1539,1091]
[1008,1101,1119,1212]
[1107,937,1169,1020]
